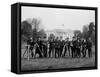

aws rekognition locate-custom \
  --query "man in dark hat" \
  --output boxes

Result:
[76,38,81,58]
[49,39,54,58]
[29,39,35,58]
[60,40,65,57]
[81,39,87,57]
[86,38,92,58]
[71,36,77,58]
[40,40,47,58]
[62,38,70,57]
[54,39,58,58]
[35,38,43,58]
[57,40,62,57]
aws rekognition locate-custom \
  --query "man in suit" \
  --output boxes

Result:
[49,40,54,58]
[86,38,92,58]
[71,37,77,58]
[76,38,81,58]
[81,39,87,57]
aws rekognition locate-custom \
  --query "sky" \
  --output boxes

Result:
[21,6,95,32]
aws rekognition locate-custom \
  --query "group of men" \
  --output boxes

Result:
[23,37,92,59]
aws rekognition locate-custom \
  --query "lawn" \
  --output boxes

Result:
[21,46,95,71]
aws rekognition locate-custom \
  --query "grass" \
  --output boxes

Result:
[21,46,95,71]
